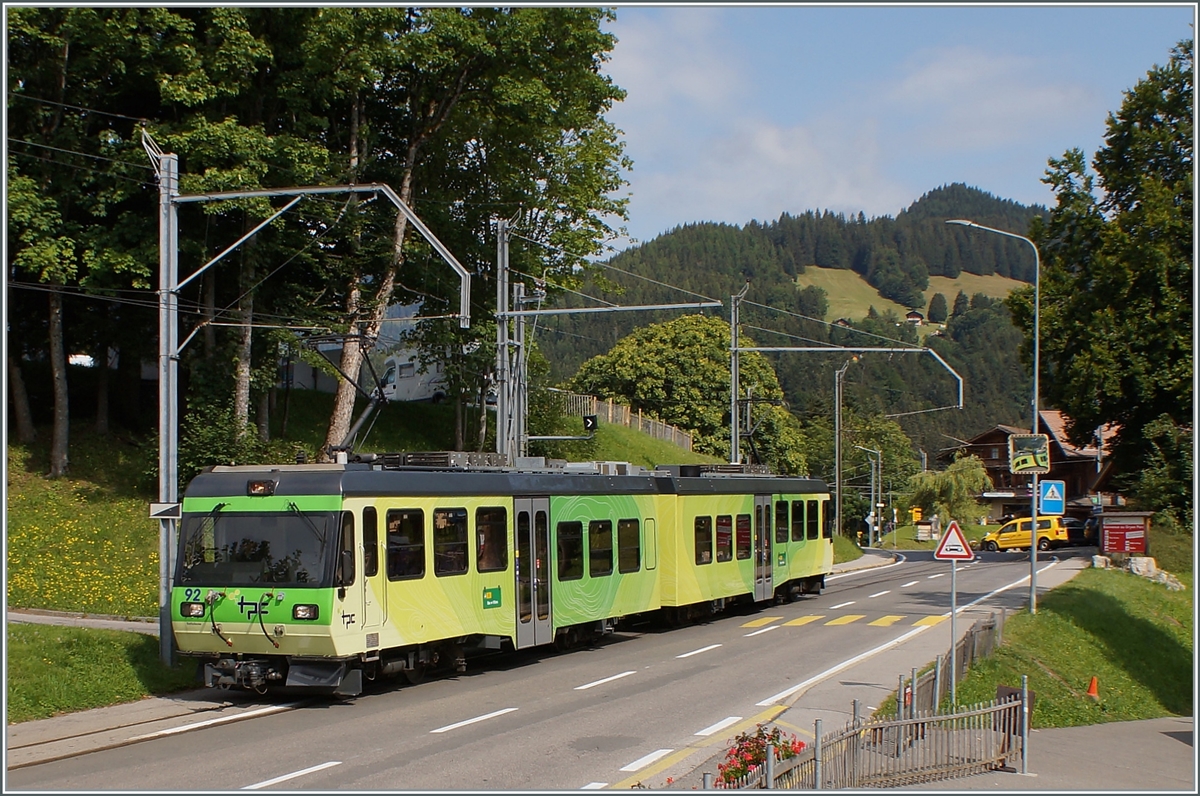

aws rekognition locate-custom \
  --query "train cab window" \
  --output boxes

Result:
[589,520,614,577]
[807,500,819,540]
[337,511,356,585]
[433,508,469,576]
[618,519,640,573]
[557,521,584,581]
[791,501,806,543]
[822,499,832,538]
[735,514,752,560]
[715,515,733,562]
[386,509,425,580]
[775,501,789,544]
[363,507,379,578]
[476,507,508,573]
[694,517,713,565]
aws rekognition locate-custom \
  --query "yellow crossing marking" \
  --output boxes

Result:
[783,615,824,626]
[824,614,866,626]
[868,615,907,626]
[741,616,784,628]
[913,615,948,626]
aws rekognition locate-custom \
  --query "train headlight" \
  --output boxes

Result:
[293,604,319,620]
[181,602,206,618]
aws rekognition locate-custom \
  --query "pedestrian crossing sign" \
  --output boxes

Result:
[934,520,973,560]
[1039,480,1066,515]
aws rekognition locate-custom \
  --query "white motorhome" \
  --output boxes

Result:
[378,353,448,403]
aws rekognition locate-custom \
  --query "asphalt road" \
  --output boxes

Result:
[8,549,1093,791]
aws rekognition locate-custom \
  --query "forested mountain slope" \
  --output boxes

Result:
[534,183,1045,463]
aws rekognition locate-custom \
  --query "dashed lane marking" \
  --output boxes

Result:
[619,749,674,772]
[676,643,722,659]
[927,573,945,579]
[580,783,607,790]
[825,614,866,626]
[741,616,784,628]
[243,761,341,790]
[575,671,637,691]
[829,601,856,609]
[695,716,742,736]
[430,707,518,733]
[745,625,780,637]
[901,580,919,588]
[868,590,890,598]
[868,615,907,627]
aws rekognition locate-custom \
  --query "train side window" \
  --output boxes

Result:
[618,519,640,573]
[715,515,732,562]
[822,499,832,538]
[807,500,819,540]
[694,516,713,565]
[736,514,752,559]
[589,519,614,577]
[792,501,806,543]
[557,521,584,581]
[433,508,469,576]
[337,511,356,585]
[476,507,508,572]
[775,501,789,544]
[363,507,379,578]
[386,509,425,580]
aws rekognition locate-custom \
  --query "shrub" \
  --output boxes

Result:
[716,724,806,785]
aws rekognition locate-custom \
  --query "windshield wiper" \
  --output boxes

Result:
[288,501,327,547]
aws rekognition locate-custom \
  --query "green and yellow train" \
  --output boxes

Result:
[172,453,832,695]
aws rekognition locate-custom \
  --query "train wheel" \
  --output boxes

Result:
[404,665,427,685]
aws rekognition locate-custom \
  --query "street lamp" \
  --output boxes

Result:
[834,358,856,538]
[947,219,1041,614]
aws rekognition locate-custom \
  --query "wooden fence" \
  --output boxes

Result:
[546,389,693,451]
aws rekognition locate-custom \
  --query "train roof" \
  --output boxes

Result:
[184,458,828,500]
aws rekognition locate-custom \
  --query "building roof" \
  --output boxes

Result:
[1039,409,1118,459]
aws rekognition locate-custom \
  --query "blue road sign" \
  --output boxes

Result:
[1039,480,1066,516]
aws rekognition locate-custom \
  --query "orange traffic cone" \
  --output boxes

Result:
[1086,676,1100,701]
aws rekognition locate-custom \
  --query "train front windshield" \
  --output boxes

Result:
[177,506,335,587]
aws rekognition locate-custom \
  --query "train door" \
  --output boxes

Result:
[754,495,772,601]
[362,506,385,629]
[514,497,553,649]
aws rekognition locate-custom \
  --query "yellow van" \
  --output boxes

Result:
[979,516,1071,552]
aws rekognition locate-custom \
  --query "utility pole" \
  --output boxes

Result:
[495,219,511,462]
[834,359,851,538]
[729,280,750,464]
[155,148,179,666]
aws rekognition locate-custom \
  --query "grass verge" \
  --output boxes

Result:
[6,624,199,724]
[875,565,1193,727]
[833,533,865,565]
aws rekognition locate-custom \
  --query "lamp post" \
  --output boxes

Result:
[834,359,853,538]
[947,219,1041,614]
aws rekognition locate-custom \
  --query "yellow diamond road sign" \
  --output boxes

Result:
[935,520,973,560]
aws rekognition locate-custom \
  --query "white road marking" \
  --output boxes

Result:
[744,625,779,637]
[575,670,637,691]
[829,601,855,609]
[756,559,1061,707]
[868,590,890,598]
[927,573,945,579]
[430,707,518,733]
[243,761,341,790]
[581,783,608,790]
[826,552,907,580]
[901,580,919,588]
[695,716,743,736]
[126,702,305,741]
[620,749,674,772]
[676,643,722,659]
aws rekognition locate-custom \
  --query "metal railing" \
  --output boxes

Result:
[704,690,1026,789]
[546,389,693,451]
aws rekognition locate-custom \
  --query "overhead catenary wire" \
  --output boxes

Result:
[10,93,153,123]
[9,137,157,170]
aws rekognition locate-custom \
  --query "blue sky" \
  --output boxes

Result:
[600,4,1194,248]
